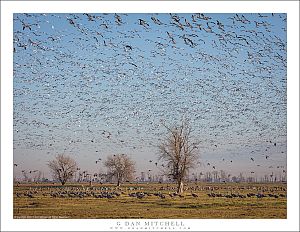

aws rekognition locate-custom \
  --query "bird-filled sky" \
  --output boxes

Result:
[13,13,287,180]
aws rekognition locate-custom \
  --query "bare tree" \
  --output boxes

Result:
[48,154,77,185]
[205,171,212,182]
[158,120,199,194]
[104,154,135,186]
[22,170,29,182]
[33,171,42,182]
[212,171,219,182]
[220,170,227,182]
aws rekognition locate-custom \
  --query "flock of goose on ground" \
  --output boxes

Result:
[15,183,286,200]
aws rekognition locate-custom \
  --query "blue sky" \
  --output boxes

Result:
[13,13,286,180]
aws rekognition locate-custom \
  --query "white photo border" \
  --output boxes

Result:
[1,1,299,231]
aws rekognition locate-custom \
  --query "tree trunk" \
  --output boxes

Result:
[117,179,121,187]
[177,180,184,194]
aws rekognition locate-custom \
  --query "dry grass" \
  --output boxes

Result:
[13,182,286,219]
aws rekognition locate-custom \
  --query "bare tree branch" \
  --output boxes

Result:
[104,154,135,186]
[158,119,200,194]
[47,154,77,185]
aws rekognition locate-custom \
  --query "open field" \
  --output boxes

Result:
[14,182,286,219]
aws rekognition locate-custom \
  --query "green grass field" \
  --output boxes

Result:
[13,182,286,219]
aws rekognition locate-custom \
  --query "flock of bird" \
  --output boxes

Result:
[13,13,287,179]
[14,183,286,200]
